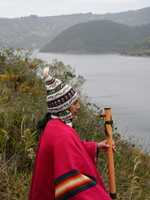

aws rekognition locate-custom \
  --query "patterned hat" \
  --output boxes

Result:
[43,67,78,125]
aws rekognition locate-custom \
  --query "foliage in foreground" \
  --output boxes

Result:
[0,48,150,200]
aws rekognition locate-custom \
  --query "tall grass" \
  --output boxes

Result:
[0,48,150,199]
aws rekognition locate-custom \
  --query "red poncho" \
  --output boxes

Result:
[29,119,111,200]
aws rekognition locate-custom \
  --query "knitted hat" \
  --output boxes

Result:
[43,67,78,125]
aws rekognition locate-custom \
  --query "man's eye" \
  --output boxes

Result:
[74,99,79,105]
[74,101,78,105]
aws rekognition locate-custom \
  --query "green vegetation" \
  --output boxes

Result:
[0,6,150,50]
[0,48,150,199]
[40,20,150,54]
[121,37,150,57]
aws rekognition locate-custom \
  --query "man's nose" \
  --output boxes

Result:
[76,102,80,109]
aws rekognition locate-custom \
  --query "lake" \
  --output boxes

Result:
[37,52,150,151]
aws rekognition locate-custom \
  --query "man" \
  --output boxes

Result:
[29,67,116,200]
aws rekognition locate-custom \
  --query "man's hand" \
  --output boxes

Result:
[97,140,117,153]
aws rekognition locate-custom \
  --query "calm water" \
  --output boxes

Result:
[37,52,150,151]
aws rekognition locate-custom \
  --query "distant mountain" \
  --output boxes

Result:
[40,20,150,54]
[0,7,150,50]
[122,37,150,56]
[95,6,150,26]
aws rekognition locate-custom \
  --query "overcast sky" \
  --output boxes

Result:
[0,0,150,18]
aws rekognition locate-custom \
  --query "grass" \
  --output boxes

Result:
[0,48,150,200]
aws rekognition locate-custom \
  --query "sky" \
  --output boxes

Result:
[0,0,150,18]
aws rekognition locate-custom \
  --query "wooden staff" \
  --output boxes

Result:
[100,108,116,200]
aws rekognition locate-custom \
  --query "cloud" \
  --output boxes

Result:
[65,0,139,3]
[0,2,18,6]
[22,5,71,12]
[0,1,70,12]
[0,1,31,8]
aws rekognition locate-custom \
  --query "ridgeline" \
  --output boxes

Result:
[40,20,150,54]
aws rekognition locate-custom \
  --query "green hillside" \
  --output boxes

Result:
[122,37,150,56]
[40,20,150,54]
[0,6,150,50]
[0,14,95,50]
[0,48,150,199]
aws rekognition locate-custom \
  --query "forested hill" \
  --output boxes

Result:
[122,37,150,57]
[0,6,150,50]
[40,20,150,54]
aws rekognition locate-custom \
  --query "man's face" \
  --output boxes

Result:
[69,99,80,119]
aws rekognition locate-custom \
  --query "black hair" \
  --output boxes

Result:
[37,113,52,130]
